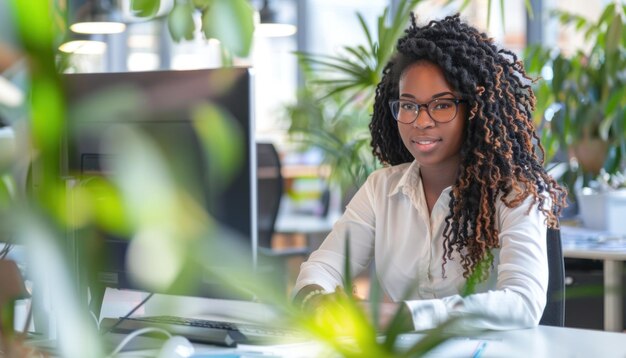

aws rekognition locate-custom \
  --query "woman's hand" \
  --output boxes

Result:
[294,284,327,311]
[296,286,414,333]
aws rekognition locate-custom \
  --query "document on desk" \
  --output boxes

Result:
[395,334,505,358]
[190,341,324,358]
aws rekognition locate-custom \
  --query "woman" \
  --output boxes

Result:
[293,14,566,331]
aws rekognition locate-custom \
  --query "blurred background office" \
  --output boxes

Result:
[58,0,604,142]
[3,0,624,334]
[56,0,608,217]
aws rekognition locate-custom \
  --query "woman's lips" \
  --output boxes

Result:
[412,137,441,152]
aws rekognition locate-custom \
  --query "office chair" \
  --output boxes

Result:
[256,142,309,290]
[257,142,283,250]
[539,227,565,326]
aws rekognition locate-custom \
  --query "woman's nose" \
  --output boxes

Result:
[412,108,435,129]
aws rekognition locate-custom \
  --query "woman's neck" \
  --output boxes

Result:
[419,160,459,192]
[419,159,460,214]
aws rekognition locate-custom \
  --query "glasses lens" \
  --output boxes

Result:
[428,99,457,123]
[391,100,418,124]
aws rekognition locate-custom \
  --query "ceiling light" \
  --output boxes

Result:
[255,0,296,37]
[70,21,126,34]
[58,40,107,55]
[70,0,126,35]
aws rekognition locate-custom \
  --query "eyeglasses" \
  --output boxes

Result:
[389,98,467,124]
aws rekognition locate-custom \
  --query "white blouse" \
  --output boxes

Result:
[294,161,549,331]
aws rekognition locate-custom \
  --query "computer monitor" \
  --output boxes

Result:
[61,68,258,301]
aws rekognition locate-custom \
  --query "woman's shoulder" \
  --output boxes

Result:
[495,185,553,229]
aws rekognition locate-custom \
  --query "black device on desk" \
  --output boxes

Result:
[100,315,306,347]
[62,67,260,300]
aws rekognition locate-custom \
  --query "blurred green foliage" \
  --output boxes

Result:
[131,0,255,58]
[0,0,536,356]
[525,3,626,187]
[1,0,260,355]
[286,0,422,193]
[286,0,534,194]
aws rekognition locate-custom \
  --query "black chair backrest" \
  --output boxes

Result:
[256,142,283,249]
[539,227,565,326]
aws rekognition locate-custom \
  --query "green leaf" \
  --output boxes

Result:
[10,0,56,49]
[533,82,553,126]
[168,2,196,42]
[486,0,492,28]
[356,13,374,51]
[598,2,616,27]
[524,0,534,19]
[604,12,622,74]
[599,113,614,141]
[201,0,254,58]
[368,266,383,331]
[381,0,421,65]
[499,0,505,31]
[342,232,352,300]
[605,87,626,117]
[192,102,244,188]
[192,0,211,10]
[461,251,493,297]
[130,0,161,18]
[345,46,374,68]
[301,57,366,77]
[375,7,390,64]
[0,178,11,211]
[541,128,559,164]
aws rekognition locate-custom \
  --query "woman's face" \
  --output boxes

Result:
[396,62,467,170]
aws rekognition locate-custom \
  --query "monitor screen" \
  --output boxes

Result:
[62,68,257,301]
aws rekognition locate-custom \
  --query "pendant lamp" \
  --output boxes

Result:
[70,0,126,35]
[255,0,296,37]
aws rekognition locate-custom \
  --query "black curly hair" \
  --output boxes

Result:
[369,14,567,280]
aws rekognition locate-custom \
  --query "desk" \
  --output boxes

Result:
[113,322,626,357]
[396,325,626,358]
[103,292,626,357]
[561,225,626,332]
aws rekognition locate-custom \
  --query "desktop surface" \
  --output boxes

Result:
[100,291,626,358]
[106,324,626,358]
[395,325,626,358]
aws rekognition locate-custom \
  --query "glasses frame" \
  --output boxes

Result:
[388,98,468,124]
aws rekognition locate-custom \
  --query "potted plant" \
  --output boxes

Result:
[0,1,259,356]
[284,0,421,197]
[525,2,626,229]
[576,172,626,233]
[525,2,626,182]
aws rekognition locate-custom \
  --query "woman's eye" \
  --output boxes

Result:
[433,102,452,110]
[400,102,416,111]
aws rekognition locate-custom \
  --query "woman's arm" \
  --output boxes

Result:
[404,195,549,331]
[293,284,326,310]
[292,174,379,297]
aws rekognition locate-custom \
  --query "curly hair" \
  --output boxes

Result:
[369,14,567,280]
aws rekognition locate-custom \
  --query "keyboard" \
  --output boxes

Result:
[101,315,307,347]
